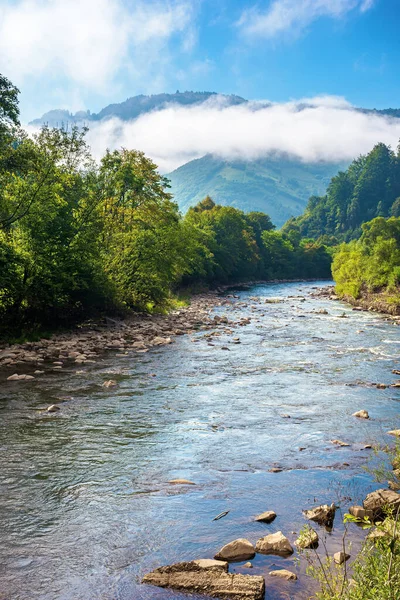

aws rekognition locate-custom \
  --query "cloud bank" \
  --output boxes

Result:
[80,96,400,172]
[238,0,375,39]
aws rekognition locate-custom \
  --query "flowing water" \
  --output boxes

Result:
[1,281,399,600]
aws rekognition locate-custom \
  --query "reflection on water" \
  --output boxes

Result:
[0,281,399,599]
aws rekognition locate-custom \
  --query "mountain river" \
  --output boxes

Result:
[0,281,399,600]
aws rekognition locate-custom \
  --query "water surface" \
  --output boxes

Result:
[1,281,399,600]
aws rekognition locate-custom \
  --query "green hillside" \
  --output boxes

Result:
[167,154,346,227]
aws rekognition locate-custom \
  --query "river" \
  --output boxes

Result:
[0,281,399,600]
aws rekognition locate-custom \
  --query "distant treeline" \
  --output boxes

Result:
[0,74,331,335]
[283,142,400,241]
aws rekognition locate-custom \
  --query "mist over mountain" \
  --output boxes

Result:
[29,92,400,226]
[29,91,247,127]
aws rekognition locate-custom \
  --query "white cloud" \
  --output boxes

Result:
[0,0,193,92]
[81,95,400,172]
[238,0,375,38]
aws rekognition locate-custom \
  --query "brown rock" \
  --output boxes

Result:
[255,531,293,556]
[103,380,117,388]
[334,551,350,565]
[376,383,387,389]
[269,569,297,581]
[142,560,265,600]
[47,405,60,413]
[352,410,369,419]
[303,504,336,528]
[255,511,276,523]
[215,539,255,562]
[295,527,319,549]
[363,489,400,520]
[387,430,400,437]
[331,439,350,447]
[349,505,373,520]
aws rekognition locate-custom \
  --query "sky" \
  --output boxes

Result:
[1,0,400,170]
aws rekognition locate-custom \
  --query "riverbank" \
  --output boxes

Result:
[311,285,400,321]
[0,278,328,377]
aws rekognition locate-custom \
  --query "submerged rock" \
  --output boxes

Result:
[142,559,265,600]
[303,504,336,528]
[255,511,276,523]
[352,410,369,419]
[7,373,35,381]
[215,539,255,562]
[255,531,293,556]
[103,380,117,388]
[387,430,400,438]
[168,479,196,485]
[47,404,60,413]
[269,569,297,581]
[331,439,350,447]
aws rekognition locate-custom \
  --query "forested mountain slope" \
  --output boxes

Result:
[167,154,345,227]
[283,142,400,240]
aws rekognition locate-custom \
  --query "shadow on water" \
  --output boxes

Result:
[0,281,399,599]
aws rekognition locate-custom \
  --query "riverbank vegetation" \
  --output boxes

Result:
[331,217,400,312]
[0,74,331,337]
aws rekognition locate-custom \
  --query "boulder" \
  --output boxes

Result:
[269,569,297,581]
[255,531,293,556]
[334,551,350,565]
[142,559,265,600]
[295,528,319,549]
[243,562,253,568]
[363,489,400,519]
[349,505,373,520]
[353,410,369,419]
[255,511,276,523]
[303,504,336,528]
[215,539,255,562]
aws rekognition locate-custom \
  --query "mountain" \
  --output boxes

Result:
[29,91,247,127]
[166,154,346,227]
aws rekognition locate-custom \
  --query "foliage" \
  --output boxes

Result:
[284,143,400,241]
[0,73,332,335]
[332,217,400,305]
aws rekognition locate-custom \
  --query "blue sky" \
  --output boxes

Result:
[0,0,399,122]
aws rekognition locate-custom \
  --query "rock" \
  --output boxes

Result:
[243,562,253,568]
[295,528,319,549]
[34,370,44,375]
[268,467,282,473]
[255,511,276,523]
[376,383,387,389]
[168,479,196,485]
[103,380,117,388]
[7,373,34,381]
[331,439,350,447]
[255,531,294,556]
[349,505,373,520]
[363,489,400,520]
[215,539,255,562]
[353,410,369,419]
[388,480,400,491]
[47,405,60,413]
[142,560,265,600]
[334,551,350,565]
[303,504,336,528]
[269,569,297,581]
[316,309,329,315]
[387,430,400,438]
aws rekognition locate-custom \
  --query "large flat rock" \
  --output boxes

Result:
[142,560,265,599]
